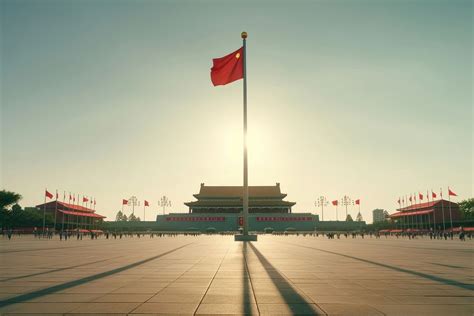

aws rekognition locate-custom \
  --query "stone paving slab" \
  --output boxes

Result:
[0,235,473,315]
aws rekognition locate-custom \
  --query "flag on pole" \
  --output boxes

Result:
[397,198,401,205]
[45,190,53,199]
[419,193,423,200]
[332,200,338,206]
[83,196,89,203]
[144,200,149,207]
[210,47,244,86]
[56,190,59,200]
[432,190,437,199]
[448,188,457,196]
[122,199,128,205]
[355,199,360,205]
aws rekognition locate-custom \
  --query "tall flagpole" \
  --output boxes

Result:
[42,189,47,236]
[54,190,58,231]
[242,31,249,237]
[431,189,436,233]
[62,192,67,233]
[448,186,453,233]
[440,188,446,231]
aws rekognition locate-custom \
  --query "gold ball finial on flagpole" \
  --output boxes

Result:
[241,31,247,39]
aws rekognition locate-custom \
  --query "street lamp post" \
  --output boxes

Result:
[158,196,171,215]
[128,196,139,216]
[314,196,328,221]
[341,195,353,221]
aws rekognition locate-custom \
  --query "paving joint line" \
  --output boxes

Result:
[193,241,231,315]
[128,243,209,314]
[0,256,125,283]
[252,241,328,316]
[0,242,194,308]
[281,241,474,291]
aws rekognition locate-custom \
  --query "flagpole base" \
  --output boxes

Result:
[234,234,258,242]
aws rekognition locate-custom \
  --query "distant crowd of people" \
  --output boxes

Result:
[1,229,472,241]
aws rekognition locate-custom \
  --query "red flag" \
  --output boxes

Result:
[448,188,457,197]
[332,200,338,206]
[45,190,53,199]
[409,196,412,202]
[69,194,72,201]
[432,191,437,199]
[122,199,128,205]
[83,197,89,203]
[144,200,149,207]
[419,193,423,200]
[55,191,59,200]
[210,47,243,86]
[397,198,401,205]
[355,199,360,205]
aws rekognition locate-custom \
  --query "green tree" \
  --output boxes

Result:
[0,190,22,210]
[128,213,140,222]
[356,212,363,222]
[458,198,474,219]
[346,214,353,222]
[115,210,124,221]
[0,190,23,229]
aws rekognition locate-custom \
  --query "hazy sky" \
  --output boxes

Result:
[1,0,472,223]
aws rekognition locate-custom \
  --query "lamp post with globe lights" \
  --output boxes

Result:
[158,196,171,215]
[128,196,140,216]
[314,196,328,221]
[341,195,354,220]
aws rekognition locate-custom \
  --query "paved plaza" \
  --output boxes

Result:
[0,235,472,315]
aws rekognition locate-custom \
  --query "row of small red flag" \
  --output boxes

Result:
[122,199,149,207]
[45,189,96,206]
[397,187,457,205]
[331,199,361,206]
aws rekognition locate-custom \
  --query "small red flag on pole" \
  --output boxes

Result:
[210,47,244,86]
[332,200,339,221]
[448,188,457,196]
[45,190,53,199]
